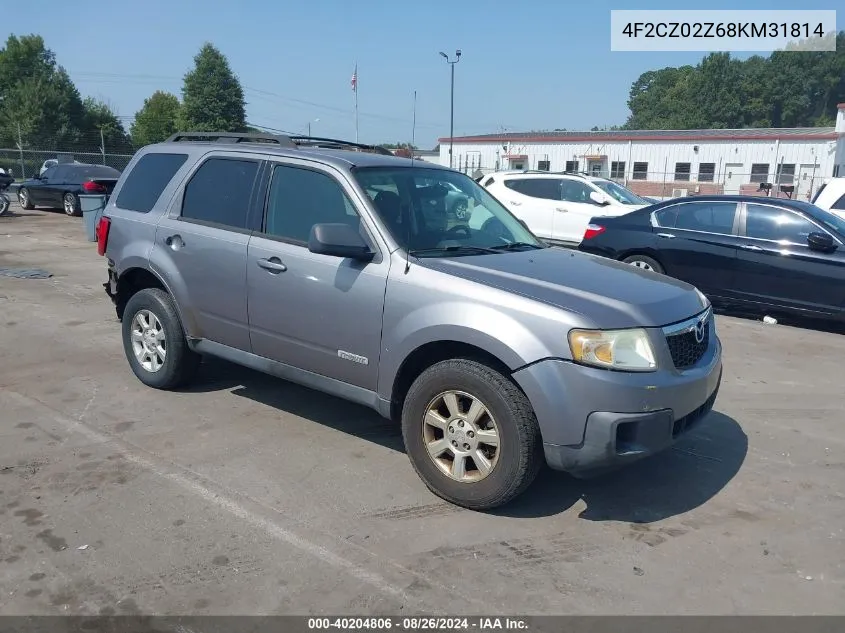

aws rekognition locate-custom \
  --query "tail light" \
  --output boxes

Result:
[82,180,107,193]
[583,223,606,240]
[96,217,111,256]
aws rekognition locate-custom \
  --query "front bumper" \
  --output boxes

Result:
[512,324,722,476]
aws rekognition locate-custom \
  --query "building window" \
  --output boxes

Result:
[777,163,795,185]
[750,163,770,183]
[537,160,550,171]
[632,162,648,180]
[674,163,691,181]
[698,163,715,182]
[610,161,625,179]
[565,160,579,173]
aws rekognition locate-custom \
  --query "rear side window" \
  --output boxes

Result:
[116,153,188,213]
[832,194,845,211]
[181,158,259,229]
[674,201,737,235]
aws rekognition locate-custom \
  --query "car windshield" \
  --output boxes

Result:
[796,201,845,237]
[353,167,544,256]
[593,180,648,205]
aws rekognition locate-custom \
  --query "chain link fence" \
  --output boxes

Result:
[0,146,134,181]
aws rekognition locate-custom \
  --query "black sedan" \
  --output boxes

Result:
[17,163,121,217]
[578,195,845,320]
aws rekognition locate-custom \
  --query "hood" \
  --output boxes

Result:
[417,247,708,329]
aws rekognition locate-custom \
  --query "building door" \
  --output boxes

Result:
[796,164,818,200]
[723,163,744,194]
[588,160,604,177]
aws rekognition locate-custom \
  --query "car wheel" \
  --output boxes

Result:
[0,194,9,216]
[402,359,543,510]
[453,199,469,220]
[18,188,34,210]
[622,254,664,274]
[121,288,200,390]
[63,192,81,217]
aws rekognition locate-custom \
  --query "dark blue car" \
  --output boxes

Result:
[578,195,845,320]
[17,163,121,216]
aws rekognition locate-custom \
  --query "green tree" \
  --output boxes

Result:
[83,97,132,153]
[131,90,181,147]
[178,43,246,132]
[0,35,87,149]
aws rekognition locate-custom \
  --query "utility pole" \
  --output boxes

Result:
[439,50,462,169]
[100,128,106,165]
[16,123,25,179]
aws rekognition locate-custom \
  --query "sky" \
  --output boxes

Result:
[2,0,841,148]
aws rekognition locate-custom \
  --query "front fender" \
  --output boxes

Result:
[377,301,551,399]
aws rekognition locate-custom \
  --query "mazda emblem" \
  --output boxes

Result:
[694,317,707,344]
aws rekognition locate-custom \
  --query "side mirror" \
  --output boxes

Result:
[589,191,610,206]
[807,231,836,253]
[308,223,374,261]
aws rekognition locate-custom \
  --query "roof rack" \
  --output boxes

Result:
[164,131,394,156]
[165,132,297,147]
[289,135,394,156]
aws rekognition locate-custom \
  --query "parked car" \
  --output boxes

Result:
[0,167,14,191]
[811,178,845,218]
[18,163,121,216]
[480,171,650,246]
[578,195,845,320]
[96,131,720,510]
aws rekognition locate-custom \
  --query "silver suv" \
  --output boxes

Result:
[97,132,722,510]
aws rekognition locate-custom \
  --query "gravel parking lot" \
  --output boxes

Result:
[1,202,843,616]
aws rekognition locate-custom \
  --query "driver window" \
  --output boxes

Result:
[560,180,594,203]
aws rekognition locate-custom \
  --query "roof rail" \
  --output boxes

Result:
[289,135,394,156]
[164,131,297,147]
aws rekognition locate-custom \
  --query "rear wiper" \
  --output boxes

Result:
[490,241,545,251]
[410,245,502,256]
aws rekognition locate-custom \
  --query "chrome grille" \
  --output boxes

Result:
[663,308,711,370]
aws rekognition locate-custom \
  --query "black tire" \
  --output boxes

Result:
[121,288,200,390]
[18,187,34,210]
[401,359,543,510]
[622,254,664,274]
[63,192,81,217]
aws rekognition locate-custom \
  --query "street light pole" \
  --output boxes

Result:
[439,49,461,169]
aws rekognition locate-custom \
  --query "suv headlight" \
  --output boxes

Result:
[568,328,657,372]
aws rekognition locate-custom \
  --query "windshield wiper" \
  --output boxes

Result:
[410,245,502,257]
[490,241,545,251]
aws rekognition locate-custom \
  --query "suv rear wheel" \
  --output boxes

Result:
[121,288,200,390]
[401,359,542,510]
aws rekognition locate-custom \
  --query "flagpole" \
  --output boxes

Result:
[354,63,359,143]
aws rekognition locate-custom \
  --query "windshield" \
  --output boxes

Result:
[593,180,648,205]
[353,167,543,255]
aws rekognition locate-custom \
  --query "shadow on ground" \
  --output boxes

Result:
[186,357,747,522]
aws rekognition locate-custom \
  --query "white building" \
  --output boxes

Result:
[440,104,845,201]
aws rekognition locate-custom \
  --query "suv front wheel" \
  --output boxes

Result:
[121,288,200,390]
[402,359,542,510]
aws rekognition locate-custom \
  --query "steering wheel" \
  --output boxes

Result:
[444,225,471,238]
[481,217,509,241]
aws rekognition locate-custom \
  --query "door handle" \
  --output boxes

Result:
[164,234,184,250]
[257,257,287,273]
[555,207,568,213]
[739,244,763,252]
[509,201,521,206]
[656,232,676,239]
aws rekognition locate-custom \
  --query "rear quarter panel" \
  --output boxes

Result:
[578,212,657,261]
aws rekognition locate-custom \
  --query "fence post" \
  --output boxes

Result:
[16,123,25,179]
[100,128,106,166]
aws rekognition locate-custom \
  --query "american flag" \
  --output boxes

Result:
[351,65,357,92]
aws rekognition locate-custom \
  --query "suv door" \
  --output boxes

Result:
[733,202,845,314]
[651,200,740,298]
[246,161,388,391]
[554,179,608,243]
[498,178,556,239]
[152,155,263,351]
